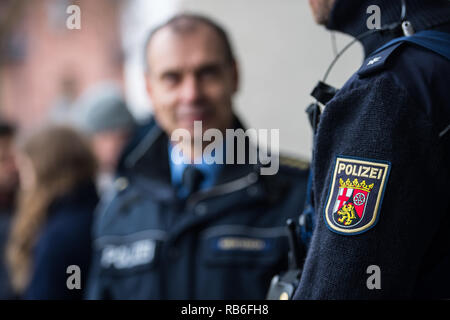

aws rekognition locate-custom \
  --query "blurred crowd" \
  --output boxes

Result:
[0,81,137,299]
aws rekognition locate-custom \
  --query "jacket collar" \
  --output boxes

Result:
[123,116,262,191]
[327,0,450,57]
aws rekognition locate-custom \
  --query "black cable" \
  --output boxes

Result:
[322,28,378,82]
[401,0,407,21]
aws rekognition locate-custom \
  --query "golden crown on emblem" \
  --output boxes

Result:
[339,178,374,192]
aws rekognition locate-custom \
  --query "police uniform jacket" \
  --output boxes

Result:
[87,117,309,299]
[294,0,450,299]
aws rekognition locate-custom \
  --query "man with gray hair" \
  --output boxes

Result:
[86,13,310,300]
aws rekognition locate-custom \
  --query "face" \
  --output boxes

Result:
[145,23,238,138]
[0,137,19,191]
[308,0,336,25]
[91,130,130,174]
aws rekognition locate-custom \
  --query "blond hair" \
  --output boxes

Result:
[6,126,97,293]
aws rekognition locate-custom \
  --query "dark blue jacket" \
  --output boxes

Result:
[294,0,450,299]
[0,211,14,299]
[24,181,98,300]
[87,117,309,300]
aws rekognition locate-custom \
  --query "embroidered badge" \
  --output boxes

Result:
[100,239,156,269]
[324,156,391,235]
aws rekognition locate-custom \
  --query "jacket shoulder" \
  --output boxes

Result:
[279,154,309,170]
[357,42,404,78]
[42,207,93,249]
[354,42,450,130]
[278,154,310,180]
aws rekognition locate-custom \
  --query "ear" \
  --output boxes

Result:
[145,72,154,99]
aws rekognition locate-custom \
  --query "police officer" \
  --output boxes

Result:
[293,0,450,299]
[86,13,310,300]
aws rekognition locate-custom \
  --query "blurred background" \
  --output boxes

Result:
[0,0,363,160]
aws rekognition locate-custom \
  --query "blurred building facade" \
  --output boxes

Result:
[0,0,124,129]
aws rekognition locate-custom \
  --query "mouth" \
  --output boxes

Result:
[177,106,212,125]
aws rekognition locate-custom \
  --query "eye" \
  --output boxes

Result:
[161,72,181,86]
[197,65,221,80]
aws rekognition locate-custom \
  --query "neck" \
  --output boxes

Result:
[327,0,450,57]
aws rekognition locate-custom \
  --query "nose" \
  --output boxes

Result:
[179,74,202,104]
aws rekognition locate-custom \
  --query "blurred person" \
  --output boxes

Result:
[47,75,80,126]
[74,82,137,194]
[6,126,99,299]
[293,0,450,299]
[86,13,310,300]
[0,122,19,299]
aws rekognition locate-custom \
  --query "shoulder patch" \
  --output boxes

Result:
[357,42,404,78]
[280,155,309,170]
[324,156,391,235]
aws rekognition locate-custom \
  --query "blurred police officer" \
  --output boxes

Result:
[74,82,137,194]
[87,13,309,300]
[294,0,450,299]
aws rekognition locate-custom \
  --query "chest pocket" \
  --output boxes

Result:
[95,229,166,276]
[200,225,288,267]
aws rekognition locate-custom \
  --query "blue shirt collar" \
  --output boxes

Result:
[168,143,221,197]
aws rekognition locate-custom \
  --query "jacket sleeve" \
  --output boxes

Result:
[293,73,449,299]
[24,217,89,300]
[24,231,66,299]
[85,248,107,300]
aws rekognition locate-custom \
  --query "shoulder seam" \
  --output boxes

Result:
[279,155,310,170]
